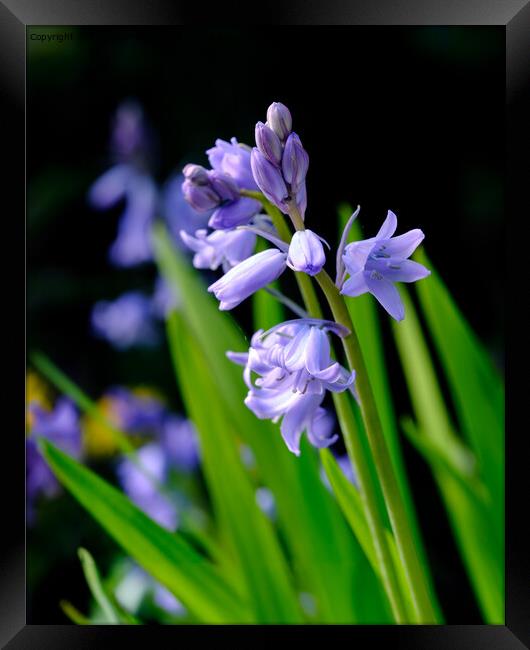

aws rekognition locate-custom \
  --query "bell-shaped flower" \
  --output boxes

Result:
[208,248,287,310]
[340,210,430,321]
[287,229,326,276]
[180,227,256,271]
[228,319,354,455]
[207,137,258,191]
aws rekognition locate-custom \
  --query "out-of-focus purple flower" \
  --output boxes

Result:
[251,103,309,218]
[91,292,159,349]
[162,174,210,246]
[26,398,82,523]
[228,319,354,455]
[336,455,357,486]
[180,227,256,271]
[207,137,258,191]
[182,163,261,230]
[107,173,158,267]
[208,247,288,311]
[287,229,326,276]
[153,583,185,616]
[161,415,200,472]
[89,101,157,268]
[116,442,178,531]
[151,276,180,318]
[266,102,292,142]
[340,210,430,321]
[106,387,166,434]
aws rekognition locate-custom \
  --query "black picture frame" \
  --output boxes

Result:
[2,0,525,646]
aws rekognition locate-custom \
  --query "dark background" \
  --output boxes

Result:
[27,26,504,623]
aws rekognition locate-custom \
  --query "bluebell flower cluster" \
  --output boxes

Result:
[228,319,354,456]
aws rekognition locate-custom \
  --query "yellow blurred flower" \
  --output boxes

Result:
[82,396,121,458]
[26,371,52,430]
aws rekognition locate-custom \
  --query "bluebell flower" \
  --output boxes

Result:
[26,398,82,523]
[88,101,158,267]
[116,442,178,531]
[161,174,210,249]
[287,229,327,276]
[266,102,292,142]
[340,210,430,321]
[105,387,166,434]
[91,292,159,349]
[207,137,258,191]
[180,227,256,272]
[208,247,288,310]
[161,415,200,472]
[182,163,261,230]
[255,487,276,520]
[228,319,354,455]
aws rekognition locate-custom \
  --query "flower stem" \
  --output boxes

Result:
[286,203,438,623]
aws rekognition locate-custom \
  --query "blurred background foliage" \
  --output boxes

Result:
[27,26,503,623]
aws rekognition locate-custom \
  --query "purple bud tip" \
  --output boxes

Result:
[287,230,326,276]
[250,148,289,212]
[255,121,283,167]
[183,163,209,185]
[266,102,292,141]
[282,133,309,194]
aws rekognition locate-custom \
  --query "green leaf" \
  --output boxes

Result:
[153,222,384,623]
[168,311,303,622]
[60,600,91,625]
[39,439,252,623]
[77,547,122,624]
[392,287,503,622]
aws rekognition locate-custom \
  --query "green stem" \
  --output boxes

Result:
[286,203,438,623]
[315,267,438,623]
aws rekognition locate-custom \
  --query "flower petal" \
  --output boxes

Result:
[365,272,405,321]
[383,229,425,259]
[208,197,261,229]
[381,259,430,283]
[340,270,369,297]
[280,393,323,456]
[375,210,398,240]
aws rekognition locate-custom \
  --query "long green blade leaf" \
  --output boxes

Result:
[39,439,252,623]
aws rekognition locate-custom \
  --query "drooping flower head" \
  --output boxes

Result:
[228,319,354,455]
[88,101,158,267]
[251,102,309,218]
[180,227,256,272]
[340,210,430,321]
[91,292,159,349]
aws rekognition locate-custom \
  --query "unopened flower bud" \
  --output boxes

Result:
[255,121,283,166]
[250,148,289,211]
[182,178,220,212]
[266,102,292,141]
[282,133,309,194]
[183,163,210,185]
[287,230,326,276]
[208,170,240,203]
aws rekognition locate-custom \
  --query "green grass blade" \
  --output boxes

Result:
[78,547,122,624]
[153,222,385,623]
[39,439,252,623]
[168,312,303,622]
[392,287,503,622]
[60,600,91,625]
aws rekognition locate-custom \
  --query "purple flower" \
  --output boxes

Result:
[207,137,258,191]
[228,319,354,455]
[161,415,200,472]
[161,174,211,249]
[116,442,178,531]
[208,248,288,311]
[89,102,158,268]
[180,227,256,271]
[255,122,283,166]
[340,210,430,321]
[287,230,326,276]
[91,292,158,349]
[26,398,82,523]
[282,133,309,194]
[250,148,289,211]
[182,164,260,230]
[106,387,166,434]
